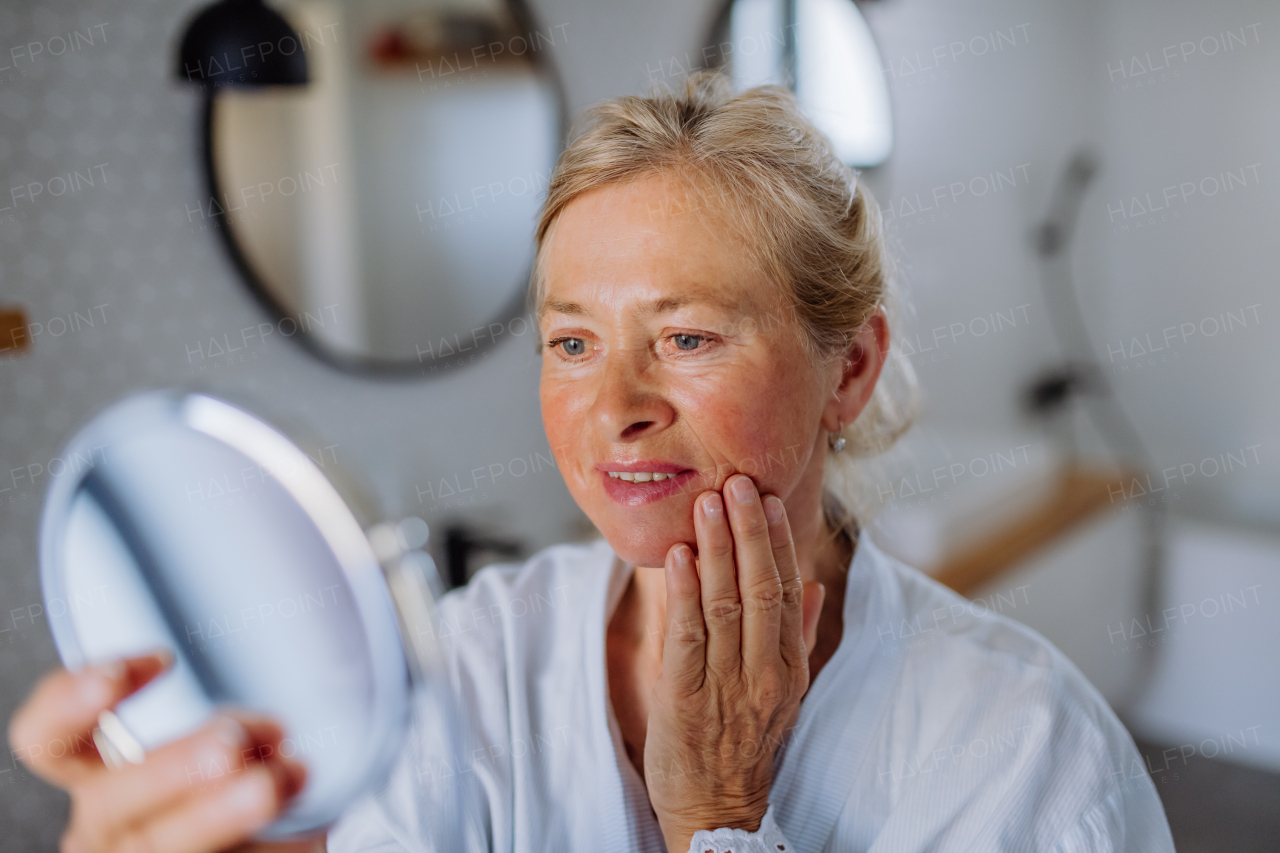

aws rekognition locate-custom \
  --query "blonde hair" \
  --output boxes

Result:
[533,71,917,527]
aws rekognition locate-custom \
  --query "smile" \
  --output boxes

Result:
[607,471,673,481]
[596,463,697,506]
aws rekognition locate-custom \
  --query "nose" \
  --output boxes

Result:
[588,349,675,443]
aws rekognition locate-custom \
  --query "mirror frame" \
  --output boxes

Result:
[39,389,413,837]
[182,0,571,377]
[702,0,894,170]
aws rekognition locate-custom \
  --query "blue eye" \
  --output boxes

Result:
[673,334,703,351]
[556,337,586,356]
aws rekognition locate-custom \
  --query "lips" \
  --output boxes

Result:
[595,461,698,506]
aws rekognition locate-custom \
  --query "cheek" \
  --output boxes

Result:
[674,363,819,491]
[540,380,592,486]
[540,384,568,445]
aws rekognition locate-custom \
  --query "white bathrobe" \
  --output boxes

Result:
[327,532,1175,852]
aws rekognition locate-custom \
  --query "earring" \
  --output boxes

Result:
[828,424,846,453]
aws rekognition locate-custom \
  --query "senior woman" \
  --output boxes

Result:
[11,74,1173,853]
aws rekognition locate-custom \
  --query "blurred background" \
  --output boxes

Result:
[0,0,1277,849]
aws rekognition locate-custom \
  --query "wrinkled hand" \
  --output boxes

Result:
[8,652,321,853]
[645,474,824,853]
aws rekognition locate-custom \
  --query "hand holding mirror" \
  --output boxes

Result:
[38,390,442,840]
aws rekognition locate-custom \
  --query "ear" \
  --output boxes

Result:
[821,307,890,433]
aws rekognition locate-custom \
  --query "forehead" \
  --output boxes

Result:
[538,173,779,319]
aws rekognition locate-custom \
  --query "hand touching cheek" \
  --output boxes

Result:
[643,475,824,853]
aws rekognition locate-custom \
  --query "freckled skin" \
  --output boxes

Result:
[538,173,841,569]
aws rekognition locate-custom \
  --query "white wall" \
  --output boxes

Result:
[861,0,1103,439]
[1081,0,1280,529]
[863,0,1279,531]
[863,0,1280,771]
[1126,519,1280,772]
[865,0,1280,774]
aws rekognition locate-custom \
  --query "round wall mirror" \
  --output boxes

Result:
[180,0,566,373]
[38,391,445,838]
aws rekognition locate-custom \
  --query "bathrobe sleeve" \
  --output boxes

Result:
[326,560,524,853]
[324,680,496,853]
[326,543,606,853]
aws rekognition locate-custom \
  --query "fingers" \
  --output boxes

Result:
[10,651,172,786]
[694,491,742,677]
[660,543,707,692]
[725,476,784,674]
[109,760,302,853]
[14,654,308,853]
[73,712,295,841]
[62,711,306,853]
[760,494,807,673]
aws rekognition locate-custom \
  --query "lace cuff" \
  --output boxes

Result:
[685,804,792,853]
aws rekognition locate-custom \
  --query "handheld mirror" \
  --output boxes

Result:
[39,390,440,839]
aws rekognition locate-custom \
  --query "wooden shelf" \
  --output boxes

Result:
[933,467,1129,597]
[0,305,29,354]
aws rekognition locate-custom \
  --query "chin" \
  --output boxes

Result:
[596,514,697,569]
[610,544,672,570]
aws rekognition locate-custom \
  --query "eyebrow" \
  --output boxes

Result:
[540,292,749,320]
[541,298,589,318]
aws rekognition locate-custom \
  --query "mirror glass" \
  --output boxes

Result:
[39,391,414,838]
[210,0,563,368]
[710,0,892,167]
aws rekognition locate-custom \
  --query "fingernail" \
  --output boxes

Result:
[80,660,123,705]
[92,659,125,682]
[764,495,784,524]
[702,493,724,519]
[730,476,756,505]
[671,544,693,567]
[224,770,272,815]
[212,716,250,750]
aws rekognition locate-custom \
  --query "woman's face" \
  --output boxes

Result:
[538,173,840,568]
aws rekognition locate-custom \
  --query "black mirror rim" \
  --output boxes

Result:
[180,0,570,379]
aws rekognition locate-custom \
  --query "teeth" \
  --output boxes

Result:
[607,471,674,482]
